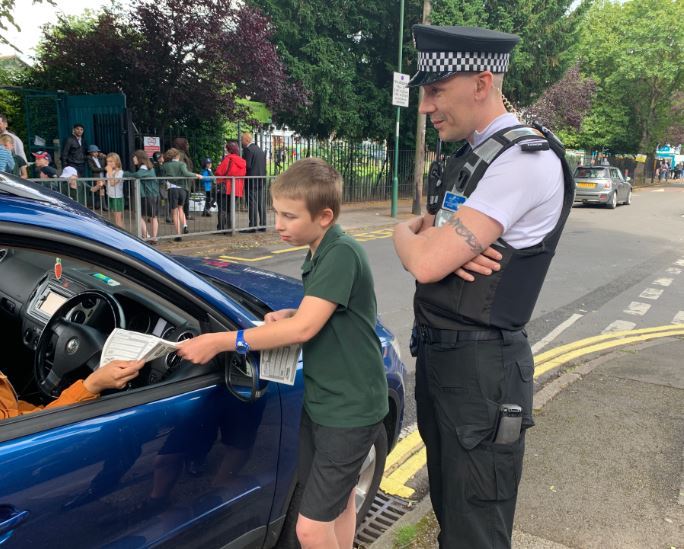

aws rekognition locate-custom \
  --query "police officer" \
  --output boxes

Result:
[393,25,574,548]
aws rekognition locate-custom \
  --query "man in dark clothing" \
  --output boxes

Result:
[241,132,267,231]
[61,123,87,177]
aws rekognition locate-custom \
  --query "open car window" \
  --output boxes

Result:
[0,244,213,428]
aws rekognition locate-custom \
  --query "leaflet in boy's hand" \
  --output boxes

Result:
[100,328,178,367]
[259,344,301,385]
[251,321,300,385]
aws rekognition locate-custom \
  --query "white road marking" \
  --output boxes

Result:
[602,320,636,333]
[639,288,663,300]
[666,267,682,275]
[652,189,665,192]
[653,277,673,287]
[676,260,684,267]
[531,313,583,354]
[624,302,651,316]
[672,311,684,324]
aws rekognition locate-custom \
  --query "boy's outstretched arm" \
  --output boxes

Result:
[176,297,337,365]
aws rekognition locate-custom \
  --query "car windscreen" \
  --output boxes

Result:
[574,167,609,178]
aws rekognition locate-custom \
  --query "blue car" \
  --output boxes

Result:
[0,175,405,548]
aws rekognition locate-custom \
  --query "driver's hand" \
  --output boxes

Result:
[83,359,145,394]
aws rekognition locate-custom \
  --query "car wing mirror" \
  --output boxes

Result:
[224,353,267,403]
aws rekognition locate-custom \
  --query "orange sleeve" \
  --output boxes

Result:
[1,377,98,420]
[43,380,99,410]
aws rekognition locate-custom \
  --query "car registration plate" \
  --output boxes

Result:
[577,182,595,188]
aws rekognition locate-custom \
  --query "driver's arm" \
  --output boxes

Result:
[3,360,145,419]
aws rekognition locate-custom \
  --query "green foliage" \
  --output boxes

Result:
[430,0,592,106]
[0,62,26,142]
[248,0,423,141]
[394,524,418,547]
[0,0,55,50]
[576,0,684,152]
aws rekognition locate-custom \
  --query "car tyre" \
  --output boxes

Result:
[607,191,617,209]
[623,189,632,205]
[275,427,388,548]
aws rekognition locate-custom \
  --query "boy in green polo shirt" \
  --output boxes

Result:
[178,157,388,549]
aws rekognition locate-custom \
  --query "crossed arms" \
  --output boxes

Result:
[393,206,504,283]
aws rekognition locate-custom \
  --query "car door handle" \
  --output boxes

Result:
[0,506,29,544]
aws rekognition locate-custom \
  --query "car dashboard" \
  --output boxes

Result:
[0,247,197,355]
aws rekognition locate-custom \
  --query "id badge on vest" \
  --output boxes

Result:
[435,190,466,228]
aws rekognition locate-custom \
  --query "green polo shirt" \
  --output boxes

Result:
[301,224,388,428]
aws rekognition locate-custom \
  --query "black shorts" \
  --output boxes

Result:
[298,411,382,522]
[141,195,159,218]
[168,187,187,208]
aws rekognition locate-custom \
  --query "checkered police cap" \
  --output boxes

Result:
[408,24,520,87]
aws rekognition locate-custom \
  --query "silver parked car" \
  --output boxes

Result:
[573,165,632,209]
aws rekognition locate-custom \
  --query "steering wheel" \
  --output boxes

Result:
[34,290,126,398]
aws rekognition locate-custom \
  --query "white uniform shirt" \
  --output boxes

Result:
[464,113,564,249]
[107,169,124,198]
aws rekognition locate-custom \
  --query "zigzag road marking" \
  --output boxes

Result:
[380,324,684,498]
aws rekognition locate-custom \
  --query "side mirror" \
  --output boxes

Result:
[224,353,267,403]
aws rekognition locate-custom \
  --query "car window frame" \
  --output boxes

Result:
[0,223,242,443]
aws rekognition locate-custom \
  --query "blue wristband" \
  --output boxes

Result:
[235,330,250,355]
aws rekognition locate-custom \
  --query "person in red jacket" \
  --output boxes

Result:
[214,141,247,232]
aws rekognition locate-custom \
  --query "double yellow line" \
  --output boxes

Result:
[381,323,684,498]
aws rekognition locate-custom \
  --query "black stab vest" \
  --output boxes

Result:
[414,124,575,331]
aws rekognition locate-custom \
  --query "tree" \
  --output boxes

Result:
[247,0,423,140]
[526,64,596,132]
[576,0,684,152]
[430,0,593,106]
[26,0,305,133]
[0,0,54,51]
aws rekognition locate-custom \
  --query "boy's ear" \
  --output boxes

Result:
[317,207,335,227]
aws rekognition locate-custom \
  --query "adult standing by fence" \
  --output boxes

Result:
[393,24,574,548]
[61,123,88,177]
[215,141,246,232]
[241,132,267,232]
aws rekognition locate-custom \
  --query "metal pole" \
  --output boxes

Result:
[391,0,405,218]
[411,0,432,215]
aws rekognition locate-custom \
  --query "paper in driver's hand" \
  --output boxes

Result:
[252,321,300,385]
[100,328,179,368]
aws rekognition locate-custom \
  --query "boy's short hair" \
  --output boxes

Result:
[0,135,13,146]
[270,158,342,221]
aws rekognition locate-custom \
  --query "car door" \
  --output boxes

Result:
[0,242,281,549]
[610,168,623,200]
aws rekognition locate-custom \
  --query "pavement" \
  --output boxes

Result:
[154,199,418,258]
[369,336,684,549]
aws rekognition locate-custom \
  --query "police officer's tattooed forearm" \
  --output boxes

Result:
[448,215,484,255]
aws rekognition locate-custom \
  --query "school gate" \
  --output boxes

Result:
[22,90,132,170]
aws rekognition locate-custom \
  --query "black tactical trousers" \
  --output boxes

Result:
[415,327,534,548]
